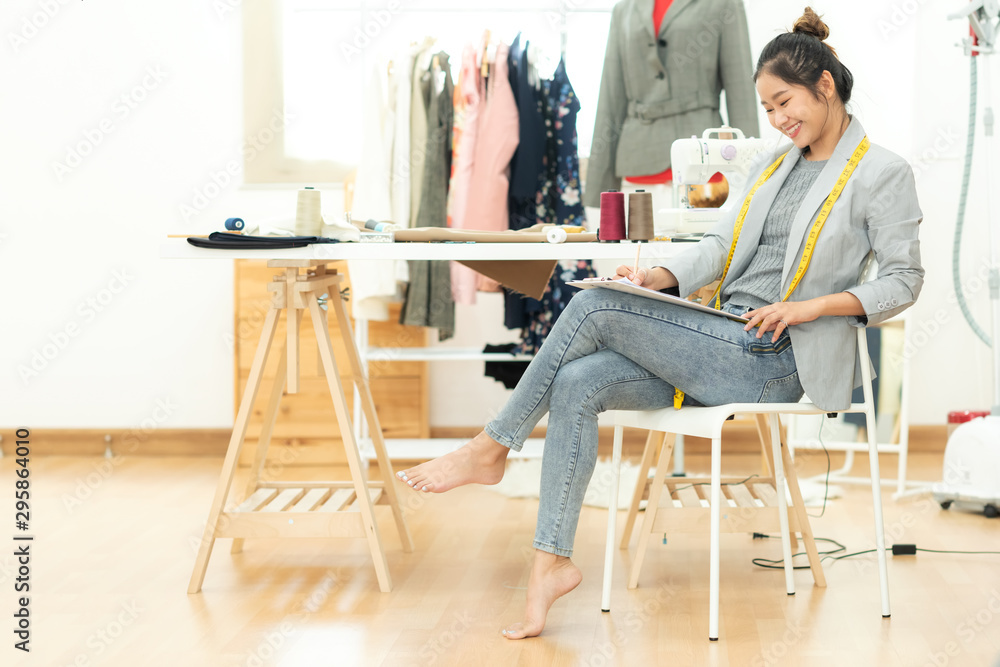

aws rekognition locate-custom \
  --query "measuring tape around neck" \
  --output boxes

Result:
[673,136,871,409]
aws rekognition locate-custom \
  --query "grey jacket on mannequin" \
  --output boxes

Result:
[584,0,760,207]
[658,117,924,411]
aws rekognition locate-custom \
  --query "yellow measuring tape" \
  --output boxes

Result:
[673,136,870,409]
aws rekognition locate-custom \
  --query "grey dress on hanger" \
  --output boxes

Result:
[402,51,455,340]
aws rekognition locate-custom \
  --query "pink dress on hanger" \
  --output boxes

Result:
[464,42,518,233]
[464,41,519,292]
[448,43,484,304]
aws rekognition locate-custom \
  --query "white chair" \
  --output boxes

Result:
[601,316,891,641]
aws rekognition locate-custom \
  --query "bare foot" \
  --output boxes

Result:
[396,431,509,493]
[502,551,582,639]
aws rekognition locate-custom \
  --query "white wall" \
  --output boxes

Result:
[2,0,996,431]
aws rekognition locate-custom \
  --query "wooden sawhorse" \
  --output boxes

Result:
[188,260,413,594]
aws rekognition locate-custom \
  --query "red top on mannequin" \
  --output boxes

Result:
[653,0,672,34]
[626,0,723,185]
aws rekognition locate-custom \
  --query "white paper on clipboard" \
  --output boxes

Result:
[566,278,750,323]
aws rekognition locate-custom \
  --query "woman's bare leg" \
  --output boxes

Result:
[502,550,582,639]
[397,431,509,493]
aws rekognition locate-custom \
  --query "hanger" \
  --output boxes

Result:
[527,42,541,89]
[481,29,491,79]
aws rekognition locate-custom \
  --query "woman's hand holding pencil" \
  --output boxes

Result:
[610,261,679,292]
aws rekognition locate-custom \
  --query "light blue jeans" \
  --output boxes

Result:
[484,288,804,557]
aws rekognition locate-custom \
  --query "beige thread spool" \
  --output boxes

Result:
[627,190,654,241]
[295,186,323,236]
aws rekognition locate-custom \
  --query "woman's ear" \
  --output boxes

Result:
[819,70,837,101]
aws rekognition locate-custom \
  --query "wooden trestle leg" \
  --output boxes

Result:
[188,261,411,594]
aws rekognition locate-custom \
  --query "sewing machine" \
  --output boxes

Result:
[660,126,770,236]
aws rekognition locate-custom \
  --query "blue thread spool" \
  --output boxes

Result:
[225,217,245,231]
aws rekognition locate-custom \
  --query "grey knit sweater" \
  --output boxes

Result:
[723,156,827,309]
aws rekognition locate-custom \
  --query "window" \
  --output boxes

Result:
[244,0,616,184]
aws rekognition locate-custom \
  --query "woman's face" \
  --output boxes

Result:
[756,70,835,150]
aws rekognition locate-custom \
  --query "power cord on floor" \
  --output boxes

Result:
[806,416,832,519]
[749,533,1000,570]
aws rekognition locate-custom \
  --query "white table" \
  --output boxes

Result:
[161,238,685,461]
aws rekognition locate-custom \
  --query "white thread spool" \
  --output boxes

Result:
[295,187,323,236]
[546,227,568,244]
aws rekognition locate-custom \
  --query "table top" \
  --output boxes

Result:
[159,238,688,262]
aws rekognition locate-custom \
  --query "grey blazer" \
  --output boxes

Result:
[659,117,924,411]
[584,0,759,207]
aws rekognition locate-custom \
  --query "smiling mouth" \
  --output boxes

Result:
[785,122,802,138]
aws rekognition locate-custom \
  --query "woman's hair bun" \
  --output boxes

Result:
[792,7,830,42]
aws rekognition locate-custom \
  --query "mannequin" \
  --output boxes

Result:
[584,0,759,207]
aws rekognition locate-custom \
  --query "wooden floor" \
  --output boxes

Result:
[5,451,1000,667]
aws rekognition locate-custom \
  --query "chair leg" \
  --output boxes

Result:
[754,414,776,478]
[866,407,892,617]
[601,425,625,612]
[620,430,663,549]
[779,426,827,588]
[769,416,796,597]
[755,414,797,551]
[628,432,675,589]
[708,435,722,641]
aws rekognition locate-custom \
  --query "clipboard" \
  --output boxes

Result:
[566,278,750,324]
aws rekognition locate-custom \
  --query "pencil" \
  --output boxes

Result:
[633,241,642,281]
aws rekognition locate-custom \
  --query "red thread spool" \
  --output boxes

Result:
[599,190,626,242]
